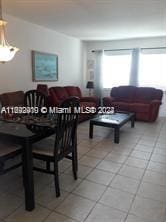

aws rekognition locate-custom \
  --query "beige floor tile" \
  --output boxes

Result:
[110,175,140,194]
[134,144,154,153]
[93,144,114,153]
[0,193,23,219]
[125,157,148,169]
[143,170,166,186]
[56,194,95,222]
[155,143,166,149]
[126,214,154,222]
[118,165,145,180]
[1,118,166,222]
[138,181,166,203]
[86,149,108,159]
[86,168,114,185]
[150,153,166,164]
[59,174,82,192]
[79,140,99,148]
[59,159,73,173]
[99,187,134,212]
[130,150,151,160]
[44,212,77,222]
[5,204,51,222]
[36,185,69,210]
[84,203,127,222]
[79,156,101,167]
[96,160,121,173]
[73,180,106,201]
[64,164,93,179]
[78,145,91,156]
[113,143,136,149]
[138,139,155,147]
[34,172,53,186]
[104,152,128,164]
[153,148,166,155]
[0,174,22,195]
[147,161,166,174]
[140,136,157,142]
[130,196,165,222]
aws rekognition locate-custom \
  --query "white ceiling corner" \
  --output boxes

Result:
[3,0,166,40]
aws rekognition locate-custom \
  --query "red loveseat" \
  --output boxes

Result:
[103,86,163,122]
[48,86,99,122]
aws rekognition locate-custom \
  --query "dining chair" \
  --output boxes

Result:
[0,141,22,175]
[24,90,48,116]
[32,96,80,197]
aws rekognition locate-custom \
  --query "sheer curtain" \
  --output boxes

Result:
[102,50,132,88]
[130,48,140,86]
[94,50,104,104]
[138,49,166,90]
[93,47,166,92]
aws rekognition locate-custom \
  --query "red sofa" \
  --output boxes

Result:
[48,86,99,122]
[103,86,163,122]
[0,91,24,107]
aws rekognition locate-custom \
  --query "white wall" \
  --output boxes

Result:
[0,14,83,94]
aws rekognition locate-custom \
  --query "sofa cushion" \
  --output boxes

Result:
[111,86,136,102]
[65,86,82,98]
[111,101,130,111]
[129,103,150,113]
[135,87,156,102]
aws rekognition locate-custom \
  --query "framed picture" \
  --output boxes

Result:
[32,51,58,81]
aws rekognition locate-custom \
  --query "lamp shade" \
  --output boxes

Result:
[86,81,94,89]
[0,0,19,63]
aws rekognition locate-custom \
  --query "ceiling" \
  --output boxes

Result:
[3,0,166,41]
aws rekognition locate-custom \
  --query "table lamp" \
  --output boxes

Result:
[86,81,94,96]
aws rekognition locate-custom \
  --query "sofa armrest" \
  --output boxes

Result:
[150,99,162,106]
[80,96,100,106]
[103,97,115,106]
[148,99,162,122]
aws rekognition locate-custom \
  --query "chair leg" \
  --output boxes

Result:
[72,149,78,180]
[46,161,50,171]
[54,161,60,197]
[0,161,4,175]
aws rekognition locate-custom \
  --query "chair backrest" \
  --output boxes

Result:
[24,90,48,116]
[54,96,80,159]
[37,84,49,96]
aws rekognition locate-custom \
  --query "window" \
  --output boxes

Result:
[139,50,166,90]
[102,51,132,88]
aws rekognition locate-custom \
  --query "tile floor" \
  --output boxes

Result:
[0,117,166,222]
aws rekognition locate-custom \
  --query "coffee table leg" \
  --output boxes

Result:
[131,115,135,128]
[89,122,93,138]
[114,127,120,143]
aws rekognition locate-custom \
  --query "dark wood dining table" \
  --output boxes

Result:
[0,116,55,211]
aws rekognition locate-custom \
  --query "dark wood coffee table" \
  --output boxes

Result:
[89,112,135,143]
